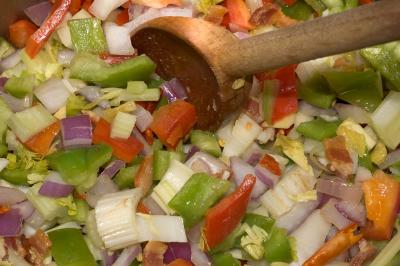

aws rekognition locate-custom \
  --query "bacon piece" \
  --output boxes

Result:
[143,241,168,266]
[250,4,297,28]
[22,229,52,266]
[324,136,354,178]
[350,239,377,266]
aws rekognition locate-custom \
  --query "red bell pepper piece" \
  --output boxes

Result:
[26,0,71,58]
[362,170,400,240]
[24,121,61,156]
[150,100,196,149]
[225,0,254,30]
[359,0,373,4]
[9,20,38,49]
[134,155,153,195]
[203,174,256,250]
[115,9,130,25]
[259,153,281,176]
[93,119,143,163]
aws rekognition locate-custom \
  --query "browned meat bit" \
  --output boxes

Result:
[250,4,297,28]
[323,136,354,178]
[22,229,52,266]
[143,241,168,266]
[350,239,377,266]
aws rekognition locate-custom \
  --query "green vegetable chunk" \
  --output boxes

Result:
[298,75,336,109]
[48,228,97,266]
[68,18,107,54]
[190,130,221,157]
[4,74,36,98]
[70,53,156,87]
[264,227,293,263]
[282,0,314,21]
[243,213,275,234]
[66,95,88,117]
[211,253,241,266]
[296,117,340,141]
[0,168,29,185]
[153,150,171,180]
[0,37,15,60]
[114,165,140,189]
[323,70,383,112]
[47,144,112,192]
[168,173,230,228]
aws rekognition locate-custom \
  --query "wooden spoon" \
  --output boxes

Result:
[131,0,400,130]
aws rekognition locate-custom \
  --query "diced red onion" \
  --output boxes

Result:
[186,152,230,180]
[335,200,366,226]
[133,105,153,132]
[243,97,264,123]
[164,242,191,264]
[230,156,268,198]
[0,186,26,205]
[25,210,46,229]
[101,250,117,266]
[0,50,22,73]
[0,77,7,91]
[334,103,371,125]
[39,172,74,198]
[321,199,352,230]
[100,160,125,179]
[254,164,279,188]
[24,1,52,26]
[190,242,211,266]
[1,93,32,112]
[0,209,23,237]
[308,153,333,175]
[379,148,400,169]
[355,166,372,183]
[11,201,34,220]
[113,245,141,266]
[187,222,203,244]
[185,145,200,162]
[86,175,118,208]
[142,196,166,215]
[57,49,76,66]
[316,177,363,203]
[132,128,151,156]
[241,142,264,166]
[61,115,92,148]
[276,200,319,233]
[160,78,188,103]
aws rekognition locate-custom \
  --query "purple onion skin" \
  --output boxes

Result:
[163,242,192,264]
[0,209,22,237]
[39,181,74,198]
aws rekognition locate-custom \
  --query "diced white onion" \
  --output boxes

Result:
[90,0,130,20]
[34,78,71,114]
[103,22,135,55]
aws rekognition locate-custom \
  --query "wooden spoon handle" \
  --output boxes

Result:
[220,0,400,77]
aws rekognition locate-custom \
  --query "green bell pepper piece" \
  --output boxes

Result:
[4,74,36,98]
[323,70,383,112]
[71,199,89,223]
[190,130,221,157]
[48,228,96,266]
[68,18,107,54]
[211,253,241,266]
[168,173,230,228]
[0,168,29,185]
[153,150,170,180]
[304,0,326,14]
[70,53,156,88]
[264,227,293,263]
[298,75,336,109]
[114,165,140,189]
[209,225,243,254]
[361,42,400,91]
[0,37,15,60]
[243,213,275,234]
[46,144,112,192]
[296,117,341,141]
[282,0,314,21]
[147,77,164,88]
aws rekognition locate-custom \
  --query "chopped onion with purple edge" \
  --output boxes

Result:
[11,201,35,220]
[185,145,200,162]
[133,105,153,132]
[61,115,92,148]
[185,151,230,179]
[321,198,352,230]
[254,164,279,188]
[164,242,192,264]
[112,245,141,266]
[100,160,125,179]
[79,86,110,109]
[0,50,22,73]
[379,148,400,169]
[142,196,165,215]
[39,172,74,198]
[101,250,117,266]
[316,177,363,203]
[190,242,211,266]
[160,78,188,103]
[335,200,366,226]
[86,175,119,208]
[0,209,23,237]
[0,186,26,205]
[24,1,52,26]
[132,128,152,155]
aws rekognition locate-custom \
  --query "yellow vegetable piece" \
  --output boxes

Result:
[275,134,310,171]
[337,119,368,157]
[371,142,387,165]
[288,190,317,202]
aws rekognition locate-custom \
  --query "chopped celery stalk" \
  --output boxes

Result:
[0,37,15,60]
[68,18,107,54]
[110,112,136,139]
[152,139,163,151]
[127,81,147,94]
[263,80,279,124]
[169,151,184,162]
[70,53,156,88]
[298,75,335,109]
[304,0,326,14]
[85,210,104,249]
[71,199,90,224]
[66,94,88,116]
[0,168,29,185]
[26,183,67,220]
[282,0,314,21]
[48,228,97,266]
[0,98,12,143]
[296,117,340,141]
[114,165,140,189]
[4,73,36,98]
[371,91,400,149]
[168,173,230,228]
[361,42,400,90]
[153,150,170,181]
[211,253,241,266]
[8,104,57,142]
[190,130,221,157]
[123,88,161,102]
[264,227,293,263]
[323,70,383,112]
[369,232,400,266]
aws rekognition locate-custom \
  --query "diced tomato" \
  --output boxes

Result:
[115,9,130,25]
[26,0,71,58]
[93,119,144,163]
[24,122,60,156]
[362,170,400,240]
[168,259,194,266]
[282,0,297,6]
[359,0,373,4]
[225,0,254,30]
[136,101,157,113]
[134,155,153,195]
[259,153,281,176]
[150,100,196,148]
[203,175,256,250]
[9,20,38,48]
